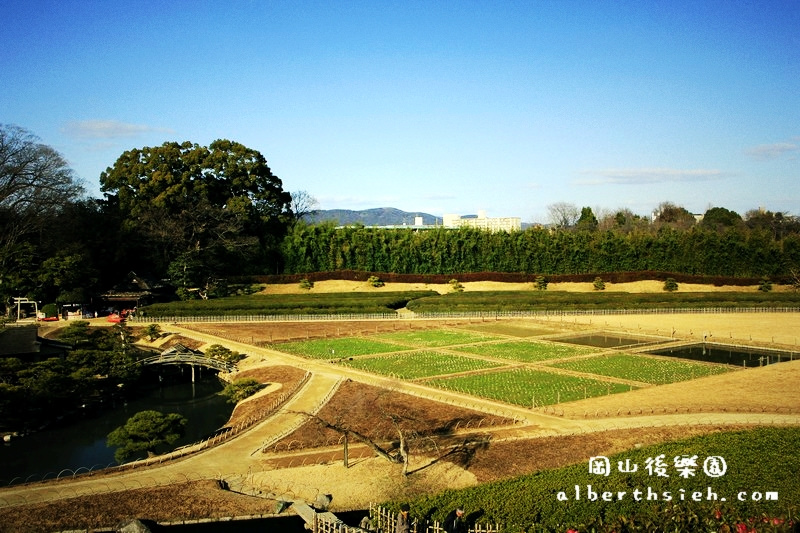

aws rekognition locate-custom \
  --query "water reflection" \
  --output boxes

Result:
[0,376,233,485]
[648,343,795,366]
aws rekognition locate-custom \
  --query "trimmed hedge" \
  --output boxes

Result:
[237,270,780,287]
[406,291,800,313]
[138,291,437,317]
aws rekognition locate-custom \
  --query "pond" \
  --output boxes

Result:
[0,373,234,485]
[646,343,797,366]
[553,333,669,349]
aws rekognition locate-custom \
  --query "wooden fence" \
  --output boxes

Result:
[363,504,501,533]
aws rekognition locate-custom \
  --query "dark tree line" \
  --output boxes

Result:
[281,220,800,279]
[0,321,141,431]
[0,125,294,313]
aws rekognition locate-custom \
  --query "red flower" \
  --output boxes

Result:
[736,523,748,533]
[714,509,723,520]
[772,518,785,525]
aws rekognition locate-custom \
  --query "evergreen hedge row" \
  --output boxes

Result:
[278,224,800,278]
[138,291,437,317]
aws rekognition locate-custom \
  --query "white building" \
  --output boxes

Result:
[442,210,521,232]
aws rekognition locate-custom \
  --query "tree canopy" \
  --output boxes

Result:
[106,410,187,463]
[701,206,742,230]
[0,125,85,308]
[100,140,293,295]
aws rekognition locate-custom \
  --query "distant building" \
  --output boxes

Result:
[443,210,521,232]
[335,210,521,231]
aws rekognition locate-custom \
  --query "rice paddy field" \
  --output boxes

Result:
[341,350,502,380]
[547,352,732,384]
[454,340,598,362]
[270,327,741,407]
[424,368,635,406]
[372,329,503,347]
[272,337,407,359]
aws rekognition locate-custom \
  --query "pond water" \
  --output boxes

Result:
[0,373,234,485]
[646,343,797,366]
[553,333,668,349]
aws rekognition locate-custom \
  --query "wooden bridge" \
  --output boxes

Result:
[137,344,236,378]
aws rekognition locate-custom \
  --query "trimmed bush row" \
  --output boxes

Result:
[138,291,437,317]
[236,270,779,286]
[139,288,800,317]
[406,291,800,313]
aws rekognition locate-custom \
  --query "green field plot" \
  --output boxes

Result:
[548,353,732,384]
[456,322,558,338]
[373,329,502,347]
[341,351,502,379]
[425,368,634,407]
[454,340,598,363]
[272,337,406,359]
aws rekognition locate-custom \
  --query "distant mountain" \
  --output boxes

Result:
[309,207,441,226]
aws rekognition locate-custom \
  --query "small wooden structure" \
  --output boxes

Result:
[138,343,235,381]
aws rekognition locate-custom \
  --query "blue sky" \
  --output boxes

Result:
[2,0,798,223]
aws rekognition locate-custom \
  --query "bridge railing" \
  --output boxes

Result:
[137,353,236,373]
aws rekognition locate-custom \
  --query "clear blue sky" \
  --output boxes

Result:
[2,0,798,222]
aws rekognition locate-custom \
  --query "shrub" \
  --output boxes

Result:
[176,287,199,301]
[759,277,773,292]
[40,303,59,318]
[534,276,548,291]
[593,277,606,291]
[299,278,314,290]
[663,278,679,292]
[449,279,464,292]
[143,323,162,341]
[205,344,244,364]
[368,275,385,287]
[220,378,264,404]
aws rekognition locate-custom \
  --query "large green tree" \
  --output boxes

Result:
[100,140,293,294]
[701,206,742,230]
[106,410,187,463]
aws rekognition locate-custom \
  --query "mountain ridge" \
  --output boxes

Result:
[308,207,442,226]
